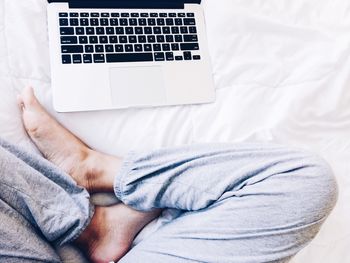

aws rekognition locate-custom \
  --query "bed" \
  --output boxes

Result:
[1,0,349,262]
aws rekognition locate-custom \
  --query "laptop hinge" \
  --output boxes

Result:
[48,0,190,9]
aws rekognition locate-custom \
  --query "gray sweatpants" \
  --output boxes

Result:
[0,138,337,263]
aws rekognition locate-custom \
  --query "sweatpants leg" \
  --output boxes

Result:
[0,139,93,262]
[115,143,338,263]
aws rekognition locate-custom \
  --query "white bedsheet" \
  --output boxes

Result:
[1,0,350,262]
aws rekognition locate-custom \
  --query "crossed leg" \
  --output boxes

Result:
[13,87,338,263]
[17,87,162,262]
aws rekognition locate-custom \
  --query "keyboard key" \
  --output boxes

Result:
[189,26,197,33]
[160,13,167,17]
[70,13,79,17]
[93,54,105,63]
[95,45,104,52]
[135,27,143,34]
[62,55,71,64]
[115,27,124,34]
[157,18,165,26]
[101,13,110,17]
[109,36,118,43]
[60,27,74,35]
[150,13,158,17]
[129,18,137,26]
[59,13,68,18]
[96,27,105,35]
[119,36,127,43]
[111,13,120,17]
[184,18,196,25]
[147,35,156,43]
[106,53,154,63]
[135,44,143,52]
[162,44,171,51]
[131,13,139,17]
[61,36,77,44]
[99,36,108,43]
[184,51,192,60]
[153,27,161,34]
[59,19,68,26]
[166,52,174,61]
[153,44,161,51]
[80,18,89,26]
[85,45,94,53]
[90,18,99,26]
[138,35,146,43]
[139,18,147,26]
[147,18,156,26]
[187,13,195,17]
[75,27,85,35]
[110,18,118,26]
[105,45,114,52]
[171,43,180,51]
[100,18,109,26]
[144,27,152,34]
[178,13,186,17]
[72,54,82,63]
[157,35,165,43]
[91,13,99,17]
[154,52,165,61]
[175,35,183,42]
[120,18,128,26]
[162,27,171,34]
[121,13,130,17]
[79,36,88,44]
[70,18,79,26]
[175,56,183,61]
[86,27,95,35]
[166,18,174,26]
[141,13,149,17]
[169,13,176,17]
[89,36,98,43]
[129,36,137,43]
[80,13,89,17]
[180,43,199,51]
[83,54,92,63]
[106,27,115,35]
[180,27,188,34]
[175,18,183,25]
[166,35,174,42]
[115,45,124,52]
[193,55,201,60]
[61,45,84,53]
[183,35,198,42]
[171,27,179,34]
[125,27,134,35]
[144,44,152,51]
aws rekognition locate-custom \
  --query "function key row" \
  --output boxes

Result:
[59,18,196,27]
[59,12,195,18]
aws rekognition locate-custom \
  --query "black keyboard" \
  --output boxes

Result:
[58,12,201,64]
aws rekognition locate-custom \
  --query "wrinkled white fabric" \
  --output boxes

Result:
[0,0,349,262]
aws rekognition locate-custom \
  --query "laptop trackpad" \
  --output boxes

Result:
[110,66,166,107]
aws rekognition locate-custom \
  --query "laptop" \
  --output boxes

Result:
[47,0,215,112]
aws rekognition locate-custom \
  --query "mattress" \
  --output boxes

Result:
[0,0,349,262]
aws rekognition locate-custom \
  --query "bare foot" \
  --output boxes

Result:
[76,205,161,263]
[17,87,121,193]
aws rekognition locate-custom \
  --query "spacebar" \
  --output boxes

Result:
[106,53,154,63]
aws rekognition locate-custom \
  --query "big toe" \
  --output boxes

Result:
[21,87,41,110]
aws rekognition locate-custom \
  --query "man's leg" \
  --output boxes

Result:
[113,143,338,263]
[0,138,161,263]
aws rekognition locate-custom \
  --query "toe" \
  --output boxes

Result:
[21,87,40,109]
